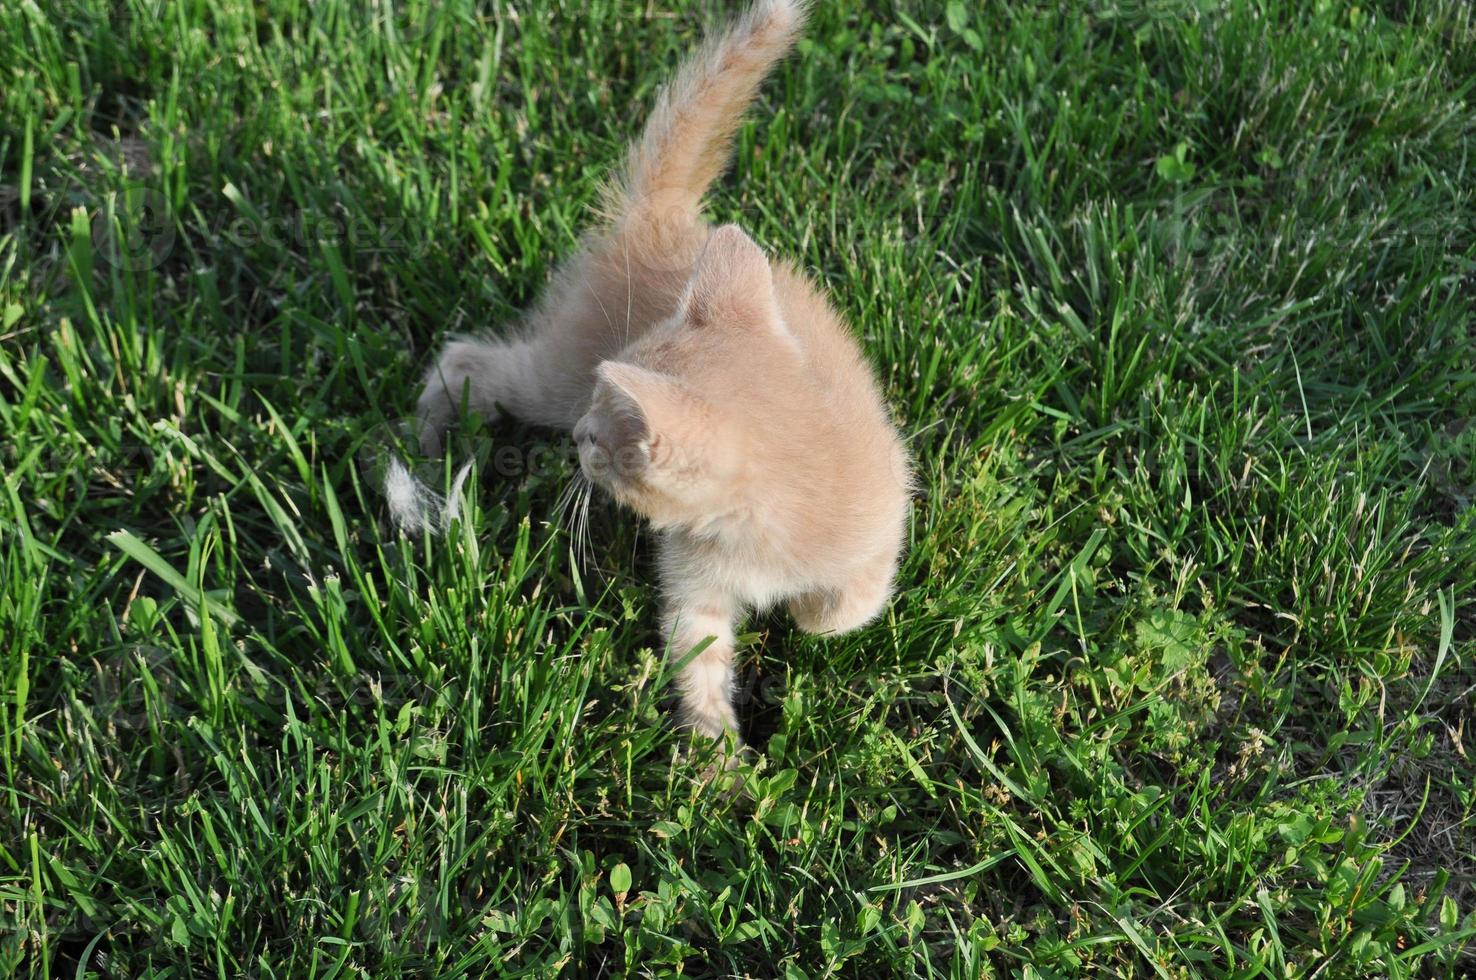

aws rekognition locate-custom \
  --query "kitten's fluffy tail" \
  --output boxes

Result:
[616,0,808,215]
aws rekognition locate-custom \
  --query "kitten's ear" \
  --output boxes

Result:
[596,361,697,443]
[683,224,784,333]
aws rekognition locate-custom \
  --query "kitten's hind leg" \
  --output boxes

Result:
[788,562,896,637]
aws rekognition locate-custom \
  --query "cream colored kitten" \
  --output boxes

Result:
[417,0,910,748]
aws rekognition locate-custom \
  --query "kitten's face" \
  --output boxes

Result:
[572,225,793,526]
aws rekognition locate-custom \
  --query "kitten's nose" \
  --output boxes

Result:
[573,417,596,445]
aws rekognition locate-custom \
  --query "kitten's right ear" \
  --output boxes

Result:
[682,224,785,336]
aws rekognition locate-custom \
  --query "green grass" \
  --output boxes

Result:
[2,0,1475,975]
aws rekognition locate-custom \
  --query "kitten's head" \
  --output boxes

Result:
[573,224,795,526]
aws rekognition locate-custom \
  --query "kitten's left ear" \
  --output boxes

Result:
[596,361,701,446]
[683,224,785,335]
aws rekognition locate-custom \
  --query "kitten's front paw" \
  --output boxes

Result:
[416,341,500,457]
[414,384,452,457]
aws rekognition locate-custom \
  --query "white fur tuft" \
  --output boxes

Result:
[384,457,474,534]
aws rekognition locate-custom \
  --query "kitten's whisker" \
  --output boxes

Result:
[555,478,577,528]
[557,470,594,575]
[555,471,588,566]
[578,479,594,573]
[581,480,604,581]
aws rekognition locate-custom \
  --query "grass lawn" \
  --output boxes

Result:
[3,0,1475,975]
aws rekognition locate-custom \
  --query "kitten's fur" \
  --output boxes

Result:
[417,0,910,747]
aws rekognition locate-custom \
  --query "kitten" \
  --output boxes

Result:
[417,0,911,749]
